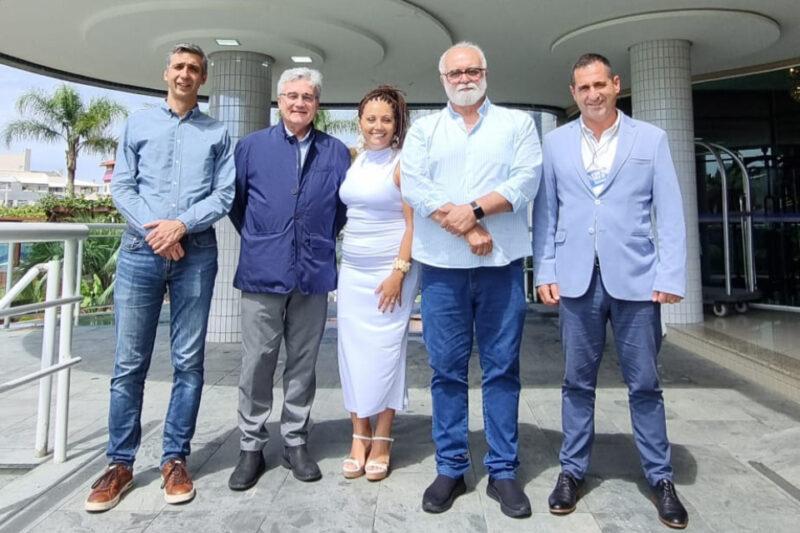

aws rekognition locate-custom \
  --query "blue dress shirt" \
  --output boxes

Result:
[401,99,542,268]
[111,102,235,237]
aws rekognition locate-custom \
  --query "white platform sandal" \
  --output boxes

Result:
[342,434,372,479]
[365,435,394,481]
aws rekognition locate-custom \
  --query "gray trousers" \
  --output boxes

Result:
[238,291,328,450]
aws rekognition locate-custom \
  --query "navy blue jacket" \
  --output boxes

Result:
[230,123,350,294]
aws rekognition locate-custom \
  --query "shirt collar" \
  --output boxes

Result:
[446,96,492,119]
[580,109,621,142]
[159,100,200,120]
[283,122,314,144]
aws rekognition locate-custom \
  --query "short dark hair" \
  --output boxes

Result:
[357,85,410,149]
[167,43,208,76]
[571,53,613,85]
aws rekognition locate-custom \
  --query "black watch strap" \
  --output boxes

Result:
[470,201,485,220]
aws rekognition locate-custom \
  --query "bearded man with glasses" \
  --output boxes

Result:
[401,42,542,518]
[226,67,351,490]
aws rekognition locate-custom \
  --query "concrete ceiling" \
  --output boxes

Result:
[2,0,800,108]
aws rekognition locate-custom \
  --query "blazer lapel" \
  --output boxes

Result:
[602,112,637,193]
[569,121,595,192]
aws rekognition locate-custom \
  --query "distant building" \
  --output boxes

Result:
[100,159,114,197]
[0,149,104,206]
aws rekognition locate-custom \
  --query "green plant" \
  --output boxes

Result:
[0,196,122,223]
[2,84,127,196]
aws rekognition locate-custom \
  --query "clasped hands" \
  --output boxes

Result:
[434,203,492,256]
[143,219,187,261]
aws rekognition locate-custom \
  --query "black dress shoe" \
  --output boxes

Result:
[548,472,584,515]
[228,450,266,491]
[422,474,467,513]
[652,479,688,529]
[487,478,531,518]
[282,444,322,482]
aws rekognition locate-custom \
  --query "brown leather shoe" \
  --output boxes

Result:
[84,464,133,512]
[161,458,195,504]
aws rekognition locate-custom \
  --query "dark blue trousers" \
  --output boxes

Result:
[558,266,673,486]
[421,260,526,480]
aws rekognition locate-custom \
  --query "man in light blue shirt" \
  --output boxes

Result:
[86,43,234,513]
[402,41,541,518]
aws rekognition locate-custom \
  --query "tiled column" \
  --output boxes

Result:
[630,40,703,324]
[206,51,272,342]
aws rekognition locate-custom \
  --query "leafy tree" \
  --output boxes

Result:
[2,84,127,196]
[313,109,359,135]
[273,108,358,135]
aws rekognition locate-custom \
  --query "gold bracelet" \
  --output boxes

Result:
[392,257,411,273]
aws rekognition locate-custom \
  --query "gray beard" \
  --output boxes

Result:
[445,80,487,106]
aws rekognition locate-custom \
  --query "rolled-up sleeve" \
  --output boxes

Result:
[111,120,151,237]
[177,129,236,233]
[493,114,542,213]
[400,123,449,217]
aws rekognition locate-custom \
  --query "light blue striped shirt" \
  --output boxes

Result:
[401,99,542,268]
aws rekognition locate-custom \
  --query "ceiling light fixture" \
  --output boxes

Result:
[215,38,240,46]
[291,56,313,63]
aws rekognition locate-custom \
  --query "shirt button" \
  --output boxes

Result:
[594,199,601,205]
[588,228,595,235]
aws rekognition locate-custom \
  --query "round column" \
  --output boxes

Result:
[206,51,273,343]
[630,39,703,325]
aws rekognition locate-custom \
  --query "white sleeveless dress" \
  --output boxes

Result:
[337,147,420,418]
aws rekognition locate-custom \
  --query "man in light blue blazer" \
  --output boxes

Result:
[532,53,688,529]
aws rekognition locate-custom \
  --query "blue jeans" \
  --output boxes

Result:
[107,229,217,467]
[559,266,672,486]
[421,259,526,480]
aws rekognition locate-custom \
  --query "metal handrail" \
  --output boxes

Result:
[0,222,87,463]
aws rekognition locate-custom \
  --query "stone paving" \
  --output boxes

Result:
[1,306,799,532]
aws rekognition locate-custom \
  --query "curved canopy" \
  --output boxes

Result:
[1,0,799,107]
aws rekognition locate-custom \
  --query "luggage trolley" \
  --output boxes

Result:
[695,140,761,317]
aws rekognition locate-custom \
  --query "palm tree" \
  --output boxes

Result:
[2,84,127,196]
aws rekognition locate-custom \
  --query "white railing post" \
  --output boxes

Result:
[53,238,78,463]
[73,239,84,326]
[3,241,14,328]
[34,259,61,457]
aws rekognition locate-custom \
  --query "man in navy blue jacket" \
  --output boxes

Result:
[227,67,350,490]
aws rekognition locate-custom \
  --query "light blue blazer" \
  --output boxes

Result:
[532,112,686,301]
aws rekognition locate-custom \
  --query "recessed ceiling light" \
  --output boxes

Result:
[291,56,313,63]
[215,39,240,46]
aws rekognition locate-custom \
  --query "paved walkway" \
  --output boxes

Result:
[1,306,799,532]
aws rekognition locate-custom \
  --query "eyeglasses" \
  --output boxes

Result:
[279,92,317,103]
[441,67,486,82]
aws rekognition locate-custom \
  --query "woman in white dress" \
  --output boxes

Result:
[337,86,419,481]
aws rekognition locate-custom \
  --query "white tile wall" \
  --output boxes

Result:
[206,51,272,342]
[630,40,703,325]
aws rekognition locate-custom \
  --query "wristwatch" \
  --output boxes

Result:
[470,201,485,220]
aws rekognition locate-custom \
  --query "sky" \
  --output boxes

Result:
[0,63,358,183]
[0,63,164,182]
